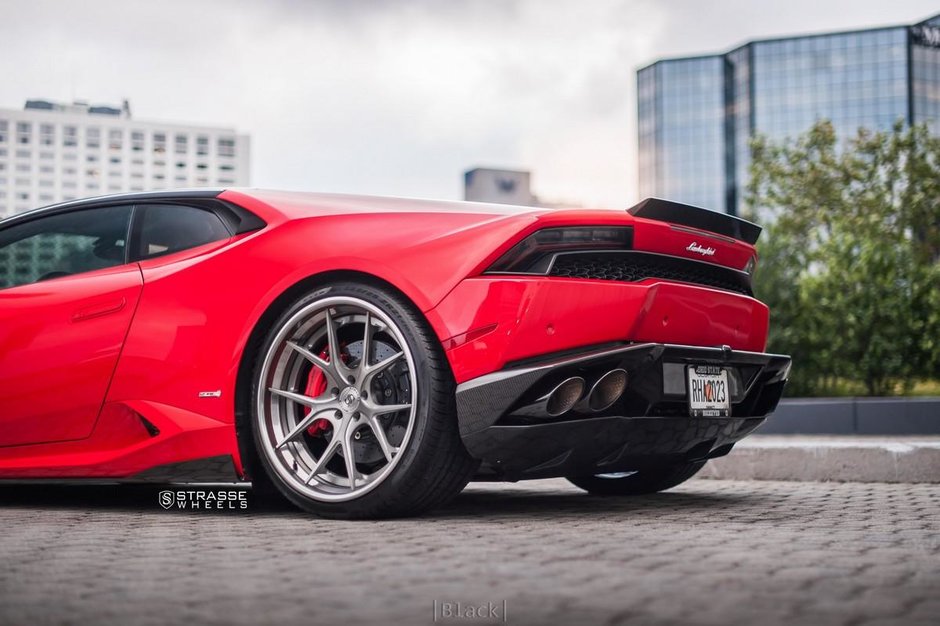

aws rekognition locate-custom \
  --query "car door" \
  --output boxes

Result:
[0,204,141,447]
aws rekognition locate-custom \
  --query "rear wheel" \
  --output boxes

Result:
[248,281,477,519]
[567,461,706,496]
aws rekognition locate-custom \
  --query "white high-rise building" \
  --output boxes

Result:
[0,99,250,217]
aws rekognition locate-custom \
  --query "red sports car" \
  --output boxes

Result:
[0,190,789,518]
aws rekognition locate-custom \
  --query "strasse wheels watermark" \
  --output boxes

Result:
[158,489,248,510]
[433,600,508,623]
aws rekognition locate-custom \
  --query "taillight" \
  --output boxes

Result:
[486,226,633,274]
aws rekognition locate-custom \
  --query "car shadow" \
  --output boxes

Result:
[0,480,782,520]
[428,483,781,521]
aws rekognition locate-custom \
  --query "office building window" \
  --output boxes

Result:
[218,137,236,157]
[16,122,31,144]
[63,126,77,147]
[175,134,188,155]
[87,128,101,149]
[108,129,122,150]
[39,124,54,146]
[131,130,144,151]
[196,135,209,156]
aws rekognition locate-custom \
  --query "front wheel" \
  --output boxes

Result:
[248,281,477,519]
[567,461,706,496]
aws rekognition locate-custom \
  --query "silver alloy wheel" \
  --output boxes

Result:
[256,295,418,502]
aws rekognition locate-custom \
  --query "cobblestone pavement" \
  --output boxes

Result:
[0,479,937,626]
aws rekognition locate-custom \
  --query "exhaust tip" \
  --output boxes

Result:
[545,377,586,416]
[588,368,628,411]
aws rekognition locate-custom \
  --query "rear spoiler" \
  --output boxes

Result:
[628,198,762,245]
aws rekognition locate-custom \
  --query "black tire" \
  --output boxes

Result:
[245,280,478,519]
[567,461,706,496]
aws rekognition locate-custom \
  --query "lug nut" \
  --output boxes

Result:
[334,410,342,418]
[354,431,361,440]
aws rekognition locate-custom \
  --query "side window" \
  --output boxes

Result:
[0,205,132,290]
[131,204,231,260]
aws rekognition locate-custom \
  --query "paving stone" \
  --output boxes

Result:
[0,479,937,625]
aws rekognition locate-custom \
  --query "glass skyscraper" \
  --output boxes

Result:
[637,13,940,215]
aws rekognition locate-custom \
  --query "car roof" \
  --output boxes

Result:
[223,188,553,221]
[0,189,226,228]
[0,188,569,230]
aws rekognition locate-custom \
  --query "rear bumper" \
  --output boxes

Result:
[430,276,770,384]
[455,343,790,480]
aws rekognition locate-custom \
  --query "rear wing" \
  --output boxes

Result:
[628,198,762,245]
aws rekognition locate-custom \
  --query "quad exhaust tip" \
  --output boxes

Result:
[544,376,586,416]
[516,369,626,418]
[587,368,628,412]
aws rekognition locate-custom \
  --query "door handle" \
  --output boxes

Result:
[71,297,127,322]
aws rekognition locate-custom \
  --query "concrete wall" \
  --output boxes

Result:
[759,397,940,435]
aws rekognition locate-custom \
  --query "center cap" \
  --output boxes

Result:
[339,386,361,413]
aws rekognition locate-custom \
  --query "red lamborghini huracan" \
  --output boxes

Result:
[0,189,789,518]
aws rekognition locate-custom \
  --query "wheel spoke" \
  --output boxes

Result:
[364,350,403,379]
[269,387,336,411]
[276,407,338,449]
[366,401,412,416]
[304,435,342,485]
[343,427,358,490]
[285,341,334,379]
[360,312,373,377]
[369,416,397,463]
[325,309,354,383]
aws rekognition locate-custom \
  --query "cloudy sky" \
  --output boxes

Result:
[1,0,937,207]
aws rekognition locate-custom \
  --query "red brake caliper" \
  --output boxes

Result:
[303,346,346,437]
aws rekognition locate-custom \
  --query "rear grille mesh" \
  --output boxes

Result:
[549,252,752,296]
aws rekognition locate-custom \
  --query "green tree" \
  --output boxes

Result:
[746,120,940,396]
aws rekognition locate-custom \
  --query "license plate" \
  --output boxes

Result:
[687,365,730,417]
